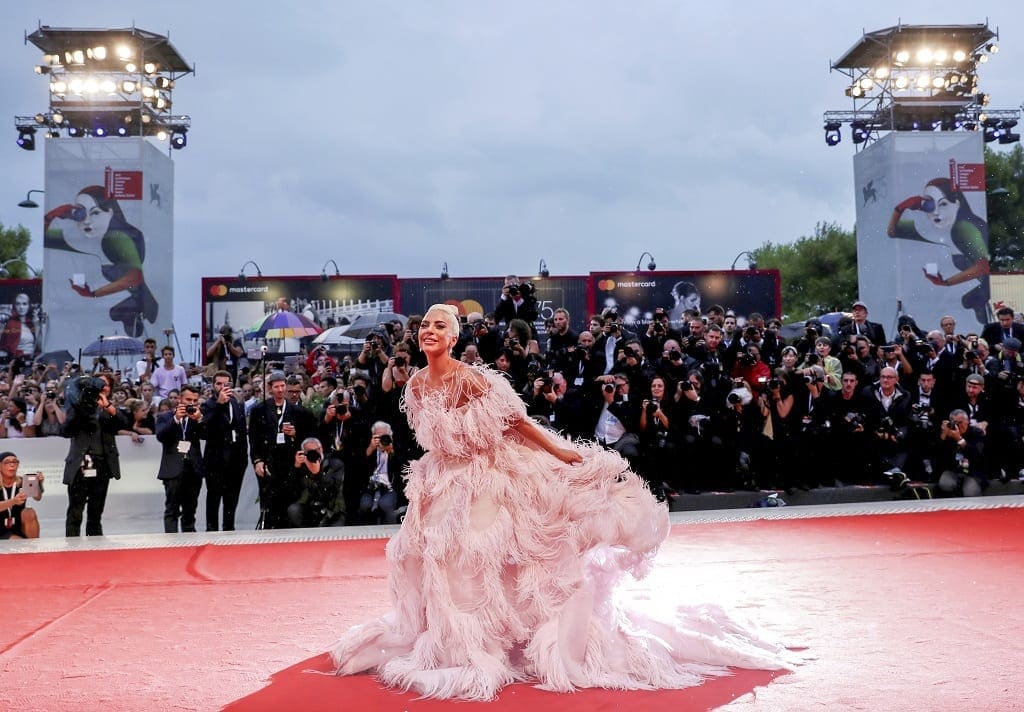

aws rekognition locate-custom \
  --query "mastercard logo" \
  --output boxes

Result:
[209,284,228,297]
[597,279,616,291]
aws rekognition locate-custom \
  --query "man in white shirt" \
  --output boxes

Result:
[150,345,188,398]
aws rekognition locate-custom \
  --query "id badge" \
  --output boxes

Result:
[4,517,13,528]
[83,467,97,478]
[231,431,237,443]
[574,377,584,387]
[177,441,192,455]
[276,432,286,444]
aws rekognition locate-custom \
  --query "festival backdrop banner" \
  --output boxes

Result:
[202,275,398,357]
[42,137,174,352]
[854,131,989,332]
[589,271,781,331]
[399,276,589,338]
[0,279,44,362]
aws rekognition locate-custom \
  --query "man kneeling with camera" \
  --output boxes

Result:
[286,438,346,528]
[359,421,406,525]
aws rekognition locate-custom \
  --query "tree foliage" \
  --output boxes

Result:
[985,145,1024,272]
[0,221,33,277]
[751,222,857,321]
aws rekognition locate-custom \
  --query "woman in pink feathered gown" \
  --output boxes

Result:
[331,304,795,700]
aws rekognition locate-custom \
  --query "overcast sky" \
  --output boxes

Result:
[1,1,1021,338]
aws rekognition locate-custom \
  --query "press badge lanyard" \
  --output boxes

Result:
[2,480,16,525]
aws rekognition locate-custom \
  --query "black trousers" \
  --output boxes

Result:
[66,470,112,537]
[204,452,247,531]
[163,468,202,533]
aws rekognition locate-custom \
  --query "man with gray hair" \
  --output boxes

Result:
[358,421,406,524]
[936,409,988,496]
[286,437,346,527]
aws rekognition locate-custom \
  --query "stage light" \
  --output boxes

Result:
[34,65,50,75]
[635,252,656,271]
[986,43,999,54]
[874,66,890,79]
[894,49,910,64]
[155,77,174,89]
[851,121,869,144]
[859,77,873,90]
[122,80,137,93]
[141,85,155,98]
[916,48,933,63]
[953,49,968,62]
[156,130,168,141]
[933,49,948,63]
[170,130,187,149]
[143,62,157,74]
[1000,132,1021,144]
[116,44,133,60]
[140,113,152,124]
[45,131,60,139]
[34,113,46,123]
[320,259,341,282]
[67,125,82,137]
[100,79,117,94]
[824,121,841,146]
[50,80,67,94]
[116,125,128,136]
[16,128,36,151]
[94,127,106,137]
[975,93,990,106]
[894,76,909,90]
[125,62,137,73]
[915,74,931,89]
[931,76,945,89]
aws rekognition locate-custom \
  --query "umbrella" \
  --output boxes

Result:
[338,312,406,340]
[312,325,354,345]
[82,335,146,356]
[246,310,322,339]
[34,349,75,367]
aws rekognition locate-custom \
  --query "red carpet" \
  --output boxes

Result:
[3,507,1023,710]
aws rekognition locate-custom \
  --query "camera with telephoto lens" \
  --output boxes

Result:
[737,352,756,367]
[909,403,933,430]
[393,355,406,367]
[844,412,865,428]
[304,449,321,463]
[508,281,535,298]
[603,383,615,394]
[652,321,665,334]
[378,433,392,447]
[877,416,899,438]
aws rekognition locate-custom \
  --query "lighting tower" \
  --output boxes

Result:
[13,24,193,149]
[823,23,1019,148]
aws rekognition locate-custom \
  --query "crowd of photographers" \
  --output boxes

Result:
[4,284,1023,539]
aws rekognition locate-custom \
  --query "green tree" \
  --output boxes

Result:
[0,221,34,277]
[985,144,1024,271]
[751,222,857,321]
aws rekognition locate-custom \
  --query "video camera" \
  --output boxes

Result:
[508,281,535,299]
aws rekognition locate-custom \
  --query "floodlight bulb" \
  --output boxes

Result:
[122,80,137,93]
[83,78,99,94]
[143,62,157,74]
[916,48,933,63]
[953,49,967,63]
[68,78,84,94]
[932,76,945,89]
[52,112,63,124]
[140,113,152,124]
[916,74,931,89]
[850,84,863,98]
[874,66,890,79]
[895,49,910,64]
[125,62,137,73]
[100,79,117,94]
[933,49,948,64]
[894,76,909,90]
[141,85,155,98]
[987,43,999,54]
[858,77,873,90]
[51,80,67,94]
[156,130,168,141]
[978,54,988,64]
[116,44,133,60]
[92,46,107,60]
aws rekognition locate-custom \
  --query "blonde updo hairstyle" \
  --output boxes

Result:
[423,303,461,350]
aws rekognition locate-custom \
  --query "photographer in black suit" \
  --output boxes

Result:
[61,374,127,537]
[980,306,1024,351]
[201,370,248,531]
[156,384,206,533]
[494,275,539,329]
[287,438,346,527]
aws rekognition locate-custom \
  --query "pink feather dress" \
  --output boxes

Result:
[331,365,793,700]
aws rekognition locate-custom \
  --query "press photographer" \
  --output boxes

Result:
[494,274,539,327]
[358,422,406,525]
[206,325,244,383]
[287,438,346,527]
[936,409,988,497]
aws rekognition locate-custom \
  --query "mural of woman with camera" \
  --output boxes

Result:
[44,185,159,337]
[887,177,990,324]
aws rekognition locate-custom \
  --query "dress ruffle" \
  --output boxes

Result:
[331,365,795,700]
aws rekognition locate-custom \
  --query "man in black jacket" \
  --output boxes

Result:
[156,384,206,533]
[249,371,316,529]
[286,437,346,527]
[201,370,248,531]
[61,374,127,537]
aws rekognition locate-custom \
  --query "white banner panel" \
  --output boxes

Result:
[42,137,174,353]
[854,132,989,334]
